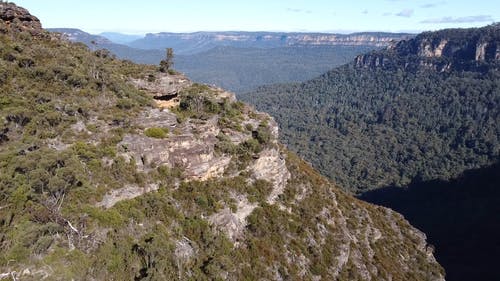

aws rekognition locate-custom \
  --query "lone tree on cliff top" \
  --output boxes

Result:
[159,47,174,73]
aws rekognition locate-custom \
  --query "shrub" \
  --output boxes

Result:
[253,123,271,145]
[144,127,169,139]
[116,98,134,110]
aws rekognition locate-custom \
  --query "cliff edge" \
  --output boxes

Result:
[0,3,444,280]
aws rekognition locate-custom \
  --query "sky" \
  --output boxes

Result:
[12,0,499,35]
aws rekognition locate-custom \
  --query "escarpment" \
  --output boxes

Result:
[0,3,444,280]
[355,23,500,71]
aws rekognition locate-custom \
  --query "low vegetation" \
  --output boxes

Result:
[0,4,445,280]
[144,127,169,139]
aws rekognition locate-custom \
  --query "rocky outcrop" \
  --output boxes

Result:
[249,148,290,204]
[355,53,390,69]
[110,56,443,280]
[0,2,43,36]
[131,73,191,107]
[208,195,258,243]
[354,23,500,72]
[419,39,448,58]
[119,113,230,180]
[284,33,412,47]
[97,183,160,208]
[475,41,488,61]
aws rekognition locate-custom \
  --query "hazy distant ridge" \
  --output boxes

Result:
[129,31,413,54]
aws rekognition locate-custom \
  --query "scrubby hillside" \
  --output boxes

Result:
[0,3,444,280]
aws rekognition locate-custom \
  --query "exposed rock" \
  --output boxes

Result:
[476,41,488,61]
[418,39,448,58]
[71,120,90,134]
[97,183,159,208]
[134,108,178,128]
[0,266,51,280]
[0,2,43,36]
[46,137,70,151]
[120,132,231,181]
[118,84,269,183]
[174,237,196,262]
[131,73,191,108]
[221,128,251,144]
[434,39,447,57]
[354,23,500,72]
[249,148,290,204]
[119,111,234,181]
[418,39,434,57]
[290,33,412,47]
[267,117,280,144]
[136,31,412,49]
[208,195,258,243]
[355,53,389,68]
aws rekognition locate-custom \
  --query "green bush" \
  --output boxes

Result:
[144,127,169,139]
[253,123,271,145]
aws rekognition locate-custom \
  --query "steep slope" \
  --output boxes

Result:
[0,3,444,280]
[360,161,500,281]
[242,24,500,193]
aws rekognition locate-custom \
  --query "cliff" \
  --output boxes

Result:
[355,23,500,71]
[0,2,42,36]
[0,3,444,280]
[130,31,412,53]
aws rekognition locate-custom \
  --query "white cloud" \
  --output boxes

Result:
[421,15,493,23]
[420,1,447,8]
[396,9,414,17]
[287,8,312,14]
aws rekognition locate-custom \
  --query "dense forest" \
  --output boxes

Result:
[175,45,375,93]
[242,25,500,192]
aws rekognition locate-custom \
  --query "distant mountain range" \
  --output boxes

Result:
[99,32,143,44]
[47,28,163,64]
[129,31,412,54]
[47,28,412,92]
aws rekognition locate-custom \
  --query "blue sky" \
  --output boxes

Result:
[13,0,499,34]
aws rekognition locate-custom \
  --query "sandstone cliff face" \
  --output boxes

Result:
[0,3,445,280]
[0,2,43,36]
[283,33,412,47]
[134,31,412,51]
[418,39,448,58]
[355,24,500,71]
[108,70,443,280]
